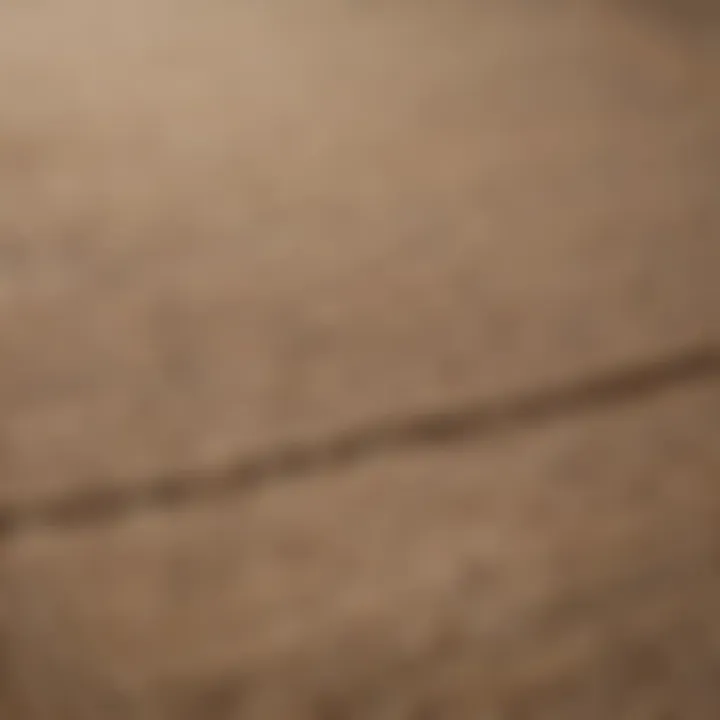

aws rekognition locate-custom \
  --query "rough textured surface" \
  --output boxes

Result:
[0,1,718,718]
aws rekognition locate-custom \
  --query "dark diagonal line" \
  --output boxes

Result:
[0,344,717,543]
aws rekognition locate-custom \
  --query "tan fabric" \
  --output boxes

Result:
[1,1,718,718]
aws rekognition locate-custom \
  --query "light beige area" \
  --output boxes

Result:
[1,0,718,504]
[0,0,718,718]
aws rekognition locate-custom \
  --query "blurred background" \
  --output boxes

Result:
[0,1,718,718]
